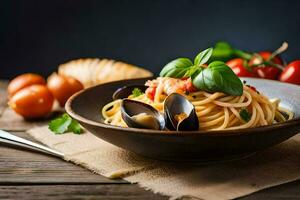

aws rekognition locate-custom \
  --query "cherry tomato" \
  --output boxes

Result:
[47,74,84,106]
[226,58,256,77]
[7,73,46,98]
[279,60,300,85]
[254,66,281,80]
[145,87,156,101]
[249,51,283,80]
[8,85,54,119]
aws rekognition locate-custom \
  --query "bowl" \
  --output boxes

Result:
[65,78,300,162]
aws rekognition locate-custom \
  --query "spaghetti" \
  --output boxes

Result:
[102,77,293,131]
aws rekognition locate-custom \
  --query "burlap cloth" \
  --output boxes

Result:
[28,126,300,200]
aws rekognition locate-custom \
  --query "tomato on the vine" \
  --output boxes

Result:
[279,60,300,85]
[249,51,283,80]
[226,58,257,77]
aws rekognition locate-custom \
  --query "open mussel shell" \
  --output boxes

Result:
[113,85,148,100]
[164,93,199,131]
[121,99,165,130]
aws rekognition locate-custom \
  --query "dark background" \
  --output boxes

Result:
[1,0,300,79]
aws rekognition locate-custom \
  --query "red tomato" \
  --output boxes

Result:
[145,87,156,101]
[47,74,84,107]
[226,58,256,77]
[249,51,283,80]
[279,60,300,85]
[250,51,283,65]
[7,73,46,98]
[254,67,281,80]
[8,85,54,119]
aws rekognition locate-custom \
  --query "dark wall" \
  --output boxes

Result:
[1,0,300,79]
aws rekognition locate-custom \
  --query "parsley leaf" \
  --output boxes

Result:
[68,119,82,134]
[132,88,143,97]
[49,113,83,134]
[239,109,251,122]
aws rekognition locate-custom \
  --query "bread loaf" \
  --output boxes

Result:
[58,58,153,88]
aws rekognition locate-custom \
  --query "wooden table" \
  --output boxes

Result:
[1,80,300,200]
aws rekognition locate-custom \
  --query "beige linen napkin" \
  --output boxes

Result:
[28,126,300,200]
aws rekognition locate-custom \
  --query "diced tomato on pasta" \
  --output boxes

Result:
[145,86,157,101]
[184,78,197,92]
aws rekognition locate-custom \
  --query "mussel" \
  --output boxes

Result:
[121,99,165,130]
[113,85,148,100]
[164,93,199,131]
[120,93,199,131]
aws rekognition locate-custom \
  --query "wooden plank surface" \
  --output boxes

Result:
[0,185,168,200]
[1,79,300,200]
[0,81,8,117]
[1,183,300,200]
[0,108,49,131]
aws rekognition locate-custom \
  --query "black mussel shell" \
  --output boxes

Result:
[113,85,148,100]
[121,99,165,130]
[164,93,199,131]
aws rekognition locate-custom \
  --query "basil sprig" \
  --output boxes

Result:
[159,48,243,96]
[159,58,193,78]
[159,48,213,78]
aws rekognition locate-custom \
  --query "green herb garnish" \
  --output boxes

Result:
[49,113,83,134]
[132,88,144,97]
[159,48,213,78]
[159,48,243,96]
[159,58,193,78]
[192,61,243,96]
[239,109,251,122]
[194,48,213,66]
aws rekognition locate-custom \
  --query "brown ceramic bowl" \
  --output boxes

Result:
[66,78,300,162]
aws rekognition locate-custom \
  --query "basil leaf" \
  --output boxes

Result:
[159,58,193,78]
[207,61,243,95]
[184,65,202,77]
[192,61,243,96]
[194,48,213,66]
